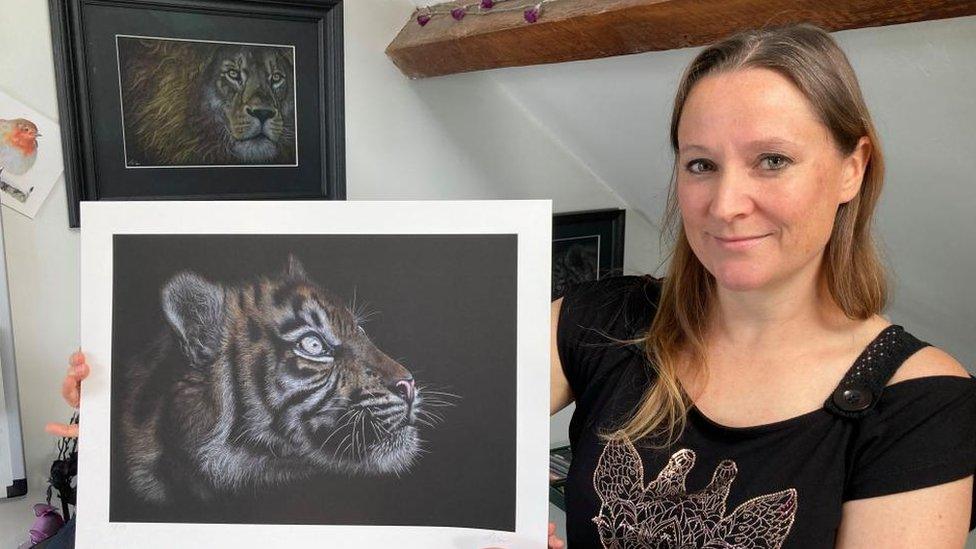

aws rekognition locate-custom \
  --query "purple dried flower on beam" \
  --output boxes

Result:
[417,13,432,26]
[451,7,466,20]
[481,0,494,8]
[524,3,542,23]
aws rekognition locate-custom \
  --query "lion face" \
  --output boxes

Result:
[204,46,295,163]
[119,37,299,166]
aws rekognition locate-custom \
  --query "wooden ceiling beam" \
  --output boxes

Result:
[386,0,976,78]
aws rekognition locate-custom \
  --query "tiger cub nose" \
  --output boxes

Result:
[391,378,415,405]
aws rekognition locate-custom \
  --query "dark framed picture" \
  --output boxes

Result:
[552,208,625,299]
[48,0,344,227]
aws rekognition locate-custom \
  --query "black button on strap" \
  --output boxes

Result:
[823,324,932,420]
[832,384,872,412]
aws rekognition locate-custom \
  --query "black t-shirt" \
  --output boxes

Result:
[556,275,976,548]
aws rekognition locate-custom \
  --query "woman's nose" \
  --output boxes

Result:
[708,169,756,222]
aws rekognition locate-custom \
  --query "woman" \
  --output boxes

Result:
[52,23,974,548]
[545,22,976,548]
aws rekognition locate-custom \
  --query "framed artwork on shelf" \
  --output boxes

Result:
[552,208,625,299]
[48,0,345,227]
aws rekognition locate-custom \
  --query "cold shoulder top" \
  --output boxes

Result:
[556,275,976,548]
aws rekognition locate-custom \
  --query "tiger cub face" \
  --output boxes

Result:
[160,256,423,480]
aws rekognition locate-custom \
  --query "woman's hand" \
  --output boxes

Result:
[547,521,565,548]
[480,522,564,548]
[44,350,88,438]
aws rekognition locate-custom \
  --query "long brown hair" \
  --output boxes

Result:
[611,23,889,447]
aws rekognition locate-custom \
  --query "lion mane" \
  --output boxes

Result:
[119,38,296,166]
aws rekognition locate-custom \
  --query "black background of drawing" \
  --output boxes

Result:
[110,234,517,530]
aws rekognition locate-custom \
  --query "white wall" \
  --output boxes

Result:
[0,0,655,544]
[344,0,663,277]
[0,0,81,543]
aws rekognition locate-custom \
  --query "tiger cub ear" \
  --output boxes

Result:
[283,254,309,281]
[161,272,226,367]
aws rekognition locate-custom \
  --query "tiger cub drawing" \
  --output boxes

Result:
[120,256,427,504]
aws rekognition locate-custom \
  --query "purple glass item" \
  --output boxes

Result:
[29,504,64,544]
[524,4,541,23]
[417,13,432,26]
[451,7,466,20]
[481,0,495,8]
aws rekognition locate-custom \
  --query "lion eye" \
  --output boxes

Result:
[296,333,334,362]
[226,69,241,81]
[270,72,284,84]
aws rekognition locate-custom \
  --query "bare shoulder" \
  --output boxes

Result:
[887,345,972,386]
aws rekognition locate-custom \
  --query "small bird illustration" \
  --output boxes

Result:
[0,118,41,175]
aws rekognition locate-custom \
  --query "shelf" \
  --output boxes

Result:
[387,0,976,79]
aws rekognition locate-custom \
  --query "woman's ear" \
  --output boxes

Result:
[839,136,872,204]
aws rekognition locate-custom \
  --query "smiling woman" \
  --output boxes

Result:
[675,66,872,294]
[549,22,976,549]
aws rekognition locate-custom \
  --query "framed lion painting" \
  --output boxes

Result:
[48,0,344,228]
[77,200,551,547]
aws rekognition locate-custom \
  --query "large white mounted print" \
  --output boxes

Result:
[78,200,551,548]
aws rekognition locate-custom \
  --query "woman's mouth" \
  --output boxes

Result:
[712,233,770,251]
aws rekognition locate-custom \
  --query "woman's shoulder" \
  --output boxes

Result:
[843,340,976,505]
[557,274,662,306]
[838,316,970,390]
[887,343,972,387]
[555,274,662,343]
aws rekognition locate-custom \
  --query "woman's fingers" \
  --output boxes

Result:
[479,522,563,549]
[548,522,564,549]
[70,352,90,380]
[44,422,79,438]
[49,352,87,438]
[61,369,81,408]
[61,352,89,408]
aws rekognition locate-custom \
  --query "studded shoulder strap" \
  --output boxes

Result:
[823,324,932,419]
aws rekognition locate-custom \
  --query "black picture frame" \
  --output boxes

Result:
[48,0,345,228]
[552,208,625,300]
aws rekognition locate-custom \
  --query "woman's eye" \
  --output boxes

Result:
[686,159,714,174]
[759,154,792,171]
[296,333,332,360]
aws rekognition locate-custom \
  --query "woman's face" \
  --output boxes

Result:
[676,68,869,292]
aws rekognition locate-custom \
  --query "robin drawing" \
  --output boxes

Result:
[0,118,40,175]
